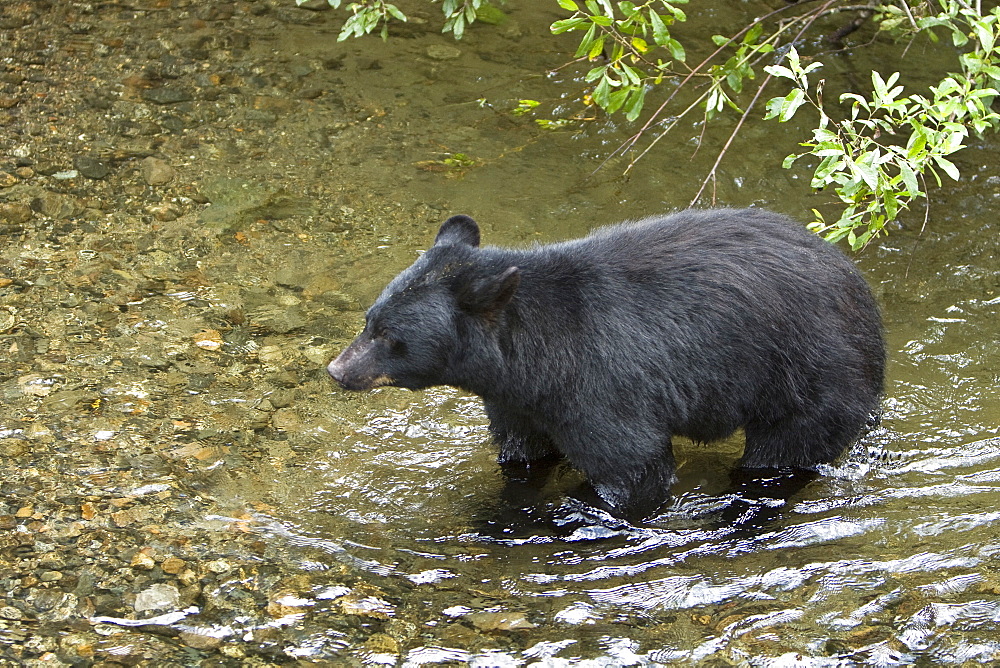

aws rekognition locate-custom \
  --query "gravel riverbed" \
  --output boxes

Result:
[0,1,452,664]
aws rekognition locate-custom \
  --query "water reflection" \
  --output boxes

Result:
[246,352,1000,663]
[2,0,996,663]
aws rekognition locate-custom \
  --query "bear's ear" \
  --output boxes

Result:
[458,266,520,317]
[435,215,481,248]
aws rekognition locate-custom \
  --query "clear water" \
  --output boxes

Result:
[221,4,1000,664]
[2,0,998,664]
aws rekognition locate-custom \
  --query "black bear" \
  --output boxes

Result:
[328,208,885,518]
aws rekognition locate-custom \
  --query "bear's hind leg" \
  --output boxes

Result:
[741,409,866,470]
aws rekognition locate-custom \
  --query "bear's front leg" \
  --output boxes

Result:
[570,436,677,521]
[481,401,563,518]
[483,401,559,467]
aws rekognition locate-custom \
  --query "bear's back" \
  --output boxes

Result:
[575,208,837,268]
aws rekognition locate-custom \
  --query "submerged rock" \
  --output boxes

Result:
[74,155,111,180]
[134,584,180,613]
[467,611,537,631]
[0,202,32,224]
[141,157,176,186]
[141,87,194,105]
[31,191,81,219]
[198,176,313,229]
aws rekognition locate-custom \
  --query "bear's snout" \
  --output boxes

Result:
[328,337,394,391]
[326,357,349,387]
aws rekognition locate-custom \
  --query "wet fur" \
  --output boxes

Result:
[328,208,886,518]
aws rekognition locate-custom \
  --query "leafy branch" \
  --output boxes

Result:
[308,0,1000,246]
[550,0,688,121]
[765,2,1000,248]
[572,0,832,178]
[551,0,1000,246]
[302,0,501,41]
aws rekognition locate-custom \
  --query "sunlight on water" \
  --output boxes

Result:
[187,4,1000,665]
[232,194,1000,661]
[1,1,996,664]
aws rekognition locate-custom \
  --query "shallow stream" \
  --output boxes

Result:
[1,0,998,665]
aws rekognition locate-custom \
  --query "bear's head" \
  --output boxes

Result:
[327,215,520,392]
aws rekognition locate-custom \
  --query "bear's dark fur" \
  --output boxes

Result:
[328,209,885,518]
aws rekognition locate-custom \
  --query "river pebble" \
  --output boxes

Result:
[134,584,181,612]
[427,44,462,60]
[73,155,110,180]
[140,156,176,186]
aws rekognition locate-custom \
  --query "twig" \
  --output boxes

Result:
[689,0,839,206]
[96,2,171,11]
[606,2,809,175]
[904,173,931,278]
[899,0,919,31]
[688,73,774,206]
[616,88,716,172]
[609,0,847,179]
[828,7,875,45]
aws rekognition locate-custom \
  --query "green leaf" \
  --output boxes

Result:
[386,4,406,22]
[883,190,899,220]
[552,17,587,33]
[934,156,961,180]
[624,86,646,121]
[585,64,606,83]
[786,46,801,72]
[974,19,995,51]
[573,22,597,55]
[852,158,879,190]
[782,153,801,169]
[906,130,927,159]
[557,0,579,10]
[763,65,794,81]
[779,88,806,121]
[593,75,613,108]
[587,34,606,60]
[871,70,888,99]
[666,37,685,62]
[744,22,763,44]
[764,95,784,121]
[619,63,643,86]
[606,87,630,114]
[649,11,669,46]
[727,70,743,94]
[705,89,722,115]
[813,155,844,185]
[813,128,839,143]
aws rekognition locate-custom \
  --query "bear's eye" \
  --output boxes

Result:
[373,327,406,354]
[373,326,403,350]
